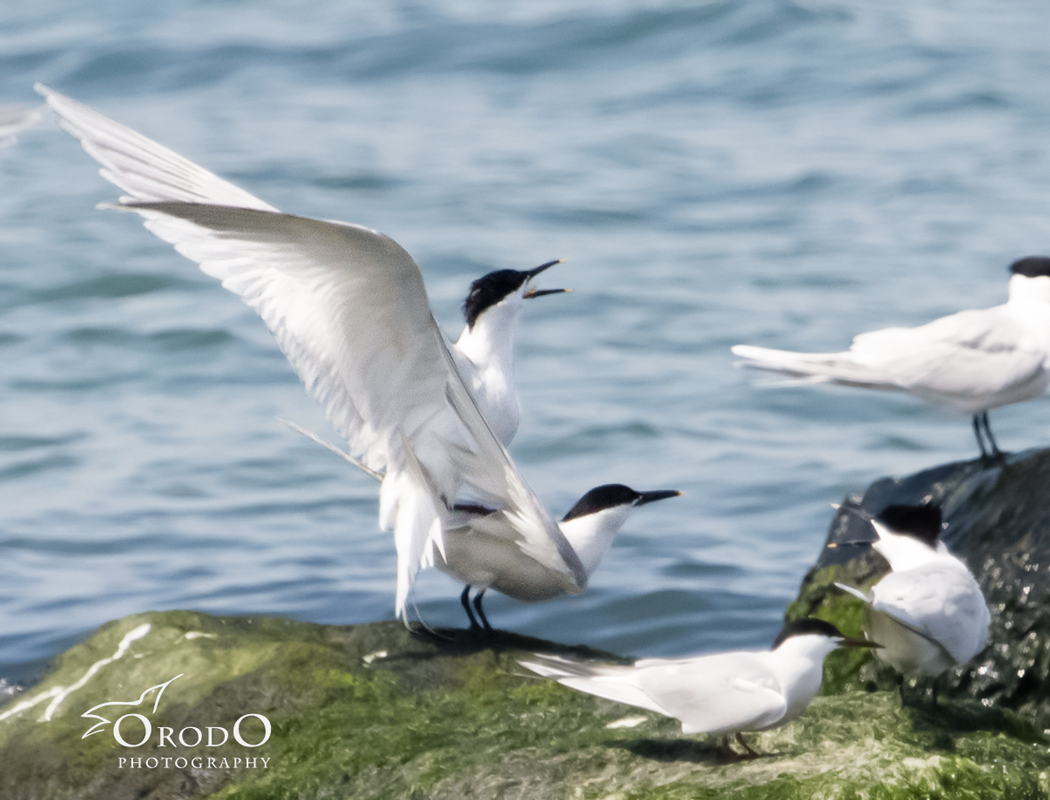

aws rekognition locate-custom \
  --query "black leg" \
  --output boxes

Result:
[735,732,761,759]
[931,676,939,708]
[473,589,493,632]
[972,414,989,459]
[981,411,1003,459]
[460,585,480,630]
[898,675,906,708]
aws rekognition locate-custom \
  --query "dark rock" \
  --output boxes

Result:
[788,446,1050,729]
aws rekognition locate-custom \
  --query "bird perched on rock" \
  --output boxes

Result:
[38,86,672,629]
[520,618,879,759]
[732,257,1050,458]
[834,503,991,702]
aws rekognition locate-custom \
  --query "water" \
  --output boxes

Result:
[4,0,1050,683]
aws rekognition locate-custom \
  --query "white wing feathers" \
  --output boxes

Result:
[870,566,990,665]
[114,201,584,618]
[520,652,788,736]
[732,306,1046,408]
[35,83,276,211]
[40,85,588,619]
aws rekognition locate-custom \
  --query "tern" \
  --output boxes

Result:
[520,618,879,759]
[445,483,680,629]
[35,85,567,448]
[833,503,991,701]
[38,85,666,626]
[732,257,1050,458]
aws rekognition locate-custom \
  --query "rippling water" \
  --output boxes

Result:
[4,0,1050,682]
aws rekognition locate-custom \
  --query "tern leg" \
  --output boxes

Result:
[972,414,989,459]
[735,733,761,759]
[897,675,906,708]
[473,589,493,632]
[460,585,481,630]
[980,411,1003,459]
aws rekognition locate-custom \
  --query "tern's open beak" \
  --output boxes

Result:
[838,636,882,649]
[635,489,683,507]
[525,287,572,299]
[523,258,570,299]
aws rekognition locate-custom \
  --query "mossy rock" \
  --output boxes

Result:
[2,610,1050,798]
[788,446,1050,731]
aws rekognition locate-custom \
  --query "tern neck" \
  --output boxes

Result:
[1007,274,1050,308]
[455,294,525,369]
[768,635,838,723]
[558,505,634,577]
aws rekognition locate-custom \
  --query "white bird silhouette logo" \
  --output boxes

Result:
[80,674,184,739]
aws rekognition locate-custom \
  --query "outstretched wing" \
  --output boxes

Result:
[41,88,586,618]
[36,84,276,210]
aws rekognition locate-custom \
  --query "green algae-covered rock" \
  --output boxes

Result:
[2,610,1050,798]
[788,446,1050,729]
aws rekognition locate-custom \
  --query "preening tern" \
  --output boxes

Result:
[38,86,651,625]
[732,257,1050,458]
[521,618,879,759]
[833,504,990,698]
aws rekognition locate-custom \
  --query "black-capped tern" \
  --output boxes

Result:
[732,257,1050,458]
[833,504,991,700]
[521,618,879,759]
[38,86,668,628]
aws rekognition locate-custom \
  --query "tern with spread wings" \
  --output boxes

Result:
[38,85,672,625]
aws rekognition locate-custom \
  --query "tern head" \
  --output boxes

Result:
[561,484,682,522]
[873,503,944,550]
[772,618,880,652]
[558,484,681,576]
[1008,256,1050,304]
[462,259,569,329]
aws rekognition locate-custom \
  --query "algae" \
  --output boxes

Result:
[2,610,1049,799]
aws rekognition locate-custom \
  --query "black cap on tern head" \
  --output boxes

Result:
[1009,256,1050,278]
[773,618,880,650]
[561,484,681,522]
[462,259,565,329]
[875,503,943,547]
[772,618,844,648]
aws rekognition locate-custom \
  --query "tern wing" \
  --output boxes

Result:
[850,307,1047,405]
[871,565,990,664]
[36,84,277,211]
[522,652,787,736]
[116,202,585,617]
[733,306,1047,408]
[39,87,585,618]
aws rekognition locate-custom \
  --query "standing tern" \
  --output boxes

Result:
[520,618,879,759]
[732,257,1050,458]
[833,503,991,701]
[38,85,657,626]
[445,483,681,630]
[35,84,567,448]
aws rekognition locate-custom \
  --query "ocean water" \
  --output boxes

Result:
[3,0,1050,683]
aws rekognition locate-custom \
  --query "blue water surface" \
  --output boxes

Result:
[4,0,1050,682]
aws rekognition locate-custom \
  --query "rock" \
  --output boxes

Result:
[788,446,1050,729]
[2,610,1049,798]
